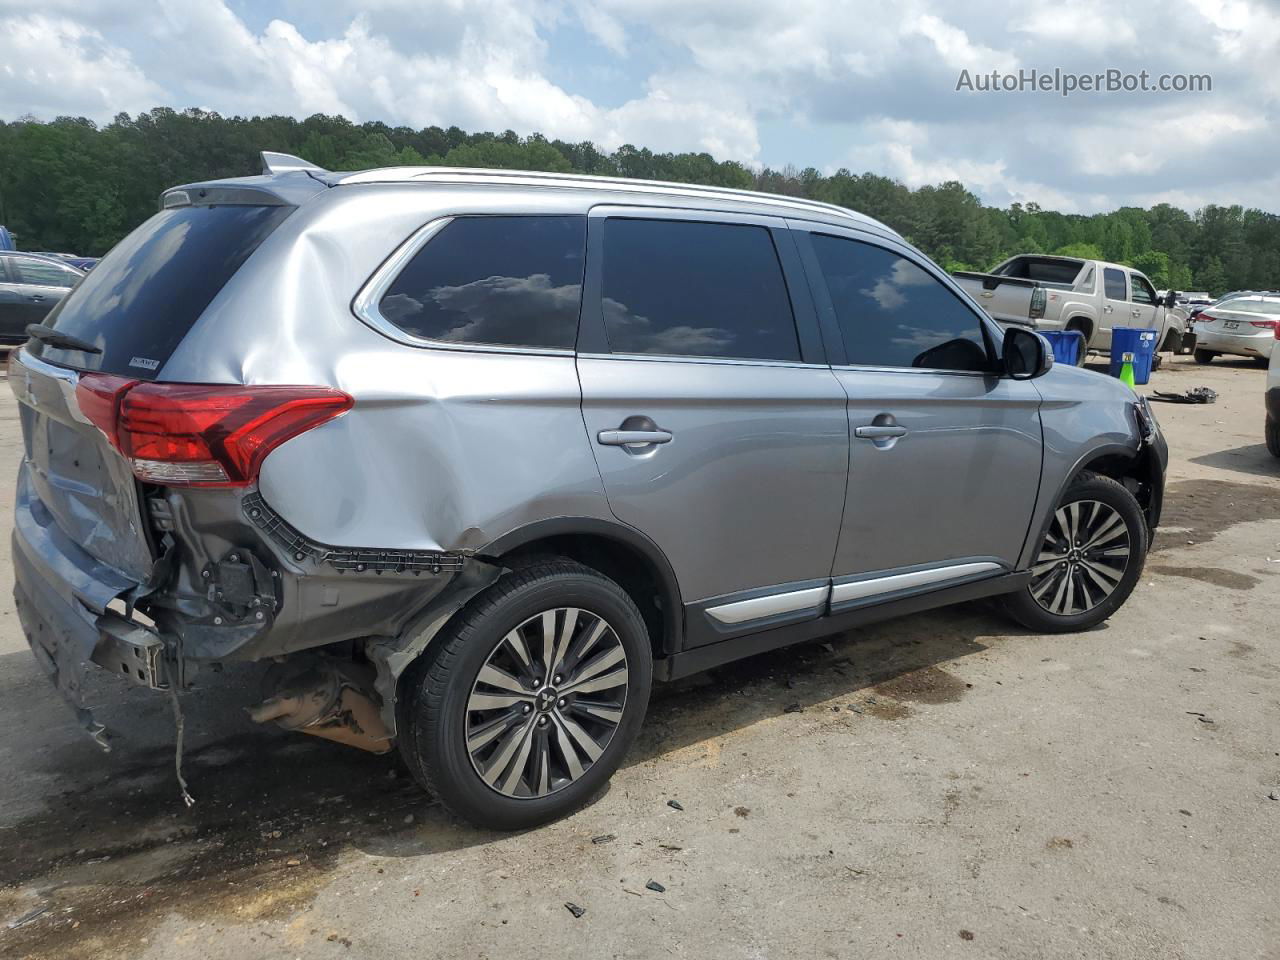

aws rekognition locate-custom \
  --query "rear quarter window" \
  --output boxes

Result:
[28,204,292,378]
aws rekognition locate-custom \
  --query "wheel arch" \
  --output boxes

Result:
[1018,441,1163,569]
[477,517,684,661]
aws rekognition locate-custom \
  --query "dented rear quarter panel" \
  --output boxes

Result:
[158,182,615,552]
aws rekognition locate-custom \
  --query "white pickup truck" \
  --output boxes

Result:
[953,255,1186,363]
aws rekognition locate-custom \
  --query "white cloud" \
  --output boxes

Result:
[1,0,1276,214]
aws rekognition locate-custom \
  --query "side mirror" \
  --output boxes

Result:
[1162,291,1178,308]
[1003,326,1053,380]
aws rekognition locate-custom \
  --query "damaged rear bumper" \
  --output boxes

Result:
[12,470,165,749]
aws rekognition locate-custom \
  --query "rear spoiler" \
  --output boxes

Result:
[951,271,1041,291]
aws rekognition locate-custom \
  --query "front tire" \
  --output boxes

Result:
[1003,473,1147,633]
[401,561,652,830]
[1194,348,1216,365]
[1266,414,1280,459]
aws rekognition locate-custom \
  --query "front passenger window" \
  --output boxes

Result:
[811,234,991,372]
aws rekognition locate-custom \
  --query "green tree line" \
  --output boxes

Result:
[2,107,1277,296]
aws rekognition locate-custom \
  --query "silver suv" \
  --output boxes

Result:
[11,154,1167,829]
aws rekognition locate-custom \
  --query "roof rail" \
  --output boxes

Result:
[333,165,890,232]
[261,151,326,176]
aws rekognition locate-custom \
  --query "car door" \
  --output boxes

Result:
[1099,266,1130,351]
[792,224,1043,612]
[0,258,26,341]
[576,208,849,647]
[8,255,80,330]
[1127,271,1160,335]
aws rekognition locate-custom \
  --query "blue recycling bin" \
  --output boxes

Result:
[1108,327,1158,385]
[1042,330,1085,366]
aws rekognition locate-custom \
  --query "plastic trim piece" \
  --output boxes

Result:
[830,561,1003,605]
[706,585,830,625]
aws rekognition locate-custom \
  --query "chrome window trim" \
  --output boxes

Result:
[829,363,996,378]
[831,561,1003,604]
[577,352,827,370]
[706,585,831,625]
[350,215,578,358]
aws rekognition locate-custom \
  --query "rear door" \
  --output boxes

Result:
[1099,266,1129,351]
[9,256,81,326]
[793,224,1042,609]
[0,258,25,341]
[576,208,848,645]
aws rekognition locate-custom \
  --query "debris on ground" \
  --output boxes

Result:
[959,929,975,941]
[734,806,751,818]
[645,880,666,893]
[783,703,802,714]
[591,834,617,845]
[564,902,586,919]
[7,904,49,929]
[1151,387,1218,404]
[667,799,684,811]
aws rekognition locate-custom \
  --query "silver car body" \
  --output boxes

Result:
[10,157,1168,746]
[1193,295,1279,361]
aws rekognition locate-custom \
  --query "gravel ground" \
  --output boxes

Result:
[0,354,1277,960]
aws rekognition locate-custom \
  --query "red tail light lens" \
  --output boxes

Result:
[75,377,353,487]
[1249,319,1276,330]
[1197,313,1215,324]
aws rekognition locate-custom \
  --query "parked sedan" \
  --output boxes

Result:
[0,252,85,344]
[1193,295,1280,366]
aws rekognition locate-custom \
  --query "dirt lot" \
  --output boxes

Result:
[0,354,1277,960]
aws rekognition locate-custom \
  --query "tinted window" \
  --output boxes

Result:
[378,216,585,350]
[600,219,800,361]
[14,257,79,288]
[812,234,990,371]
[30,204,292,378]
[1130,274,1156,305]
[1104,267,1128,301]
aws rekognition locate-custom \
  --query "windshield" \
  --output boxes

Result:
[27,204,293,378]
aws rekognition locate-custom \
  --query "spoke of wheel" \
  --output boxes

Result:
[1031,556,1062,575]
[1083,511,1126,550]
[1031,565,1064,601]
[1066,502,1081,544]
[467,711,519,753]
[498,723,537,795]
[1097,545,1130,559]
[468,691,533,710]
[533,737,552,795]
[553,718,584,781]
[477,664,528,695]
[554,712,604,763]
[575,701,624,724]
[567,619,610,671]
[481,717,535,787]
[1082,559,1123,585]
[567,645,626,690]
[548,608,579,679]
[504,629,533,670]
[564,666,628,695]
[1075,572,1094,611]
[1050,564,1072,614]
[540,611,557,672]
[1054,508,1071,546]
[1080,561,1118,596]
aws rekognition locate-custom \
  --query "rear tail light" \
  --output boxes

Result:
[1197,313,1215,324]
[1249,319,1276,330]
[74,376,353,487]
[1029,287,1047,320]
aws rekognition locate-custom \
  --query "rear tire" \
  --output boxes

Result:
[1252,356,1270,368]
[401,561,652,830]
[1065,320,1090,366]
[1003,473,1147,634]
[1193,348,1216,365]
[1266,415,1280,459]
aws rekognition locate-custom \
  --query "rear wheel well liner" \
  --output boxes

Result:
[477,518,683,661]
[1065,316,1093,343]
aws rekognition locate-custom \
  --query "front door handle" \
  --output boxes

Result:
[598,429,673,446]
[27,295,45,303]
[854,424,908,440]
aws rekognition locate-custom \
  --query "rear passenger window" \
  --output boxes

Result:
[600,219,801,361]
[1104,267,1127,301]
[811,234,990,372]
[378,216,585,350]
[14,257,78,288]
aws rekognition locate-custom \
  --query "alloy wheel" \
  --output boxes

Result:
[465,607,629,799]
[1028,500,1131,617]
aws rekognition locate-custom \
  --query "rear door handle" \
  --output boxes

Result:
[854,425,908,440]
[27,295,44,302]
[597,429,673,446]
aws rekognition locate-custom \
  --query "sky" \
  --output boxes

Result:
[1,0,1277,215]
